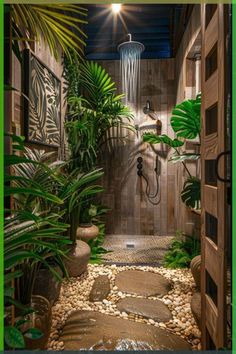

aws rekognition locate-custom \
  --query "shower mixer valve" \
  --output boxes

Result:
[137,156,143,176]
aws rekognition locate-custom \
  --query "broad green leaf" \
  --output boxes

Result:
[181,177,201,208]
[169,153,200,163]
[143,133,184,148]
[170,94,201,139]
[25,328,43,340]
[4,326,25,349]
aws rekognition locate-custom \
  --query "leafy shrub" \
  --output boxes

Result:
[88,223,110,264]
[163,231,200,268]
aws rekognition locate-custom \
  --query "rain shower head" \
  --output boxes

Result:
[117,33,145,54]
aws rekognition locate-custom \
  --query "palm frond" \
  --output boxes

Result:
[11,4,88,61]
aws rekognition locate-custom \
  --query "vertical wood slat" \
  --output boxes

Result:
[98,58,176,236]
[201,4,228,349]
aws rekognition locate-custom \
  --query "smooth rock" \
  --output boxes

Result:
[115,270,171,296]
[191,292,201,329]
[63,240,91,277]
[190,256,201,289]
[89,275,110,302]
[116,297,172,322]
[60,310,191,350]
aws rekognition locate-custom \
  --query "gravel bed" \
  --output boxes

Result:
[47,264,201,351]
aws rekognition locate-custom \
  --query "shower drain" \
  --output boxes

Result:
[125,243,135,249]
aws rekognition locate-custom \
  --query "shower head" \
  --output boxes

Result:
[117,33,145,54]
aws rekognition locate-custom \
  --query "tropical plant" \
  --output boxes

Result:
[58,169,104,243]
[170,95,201,139]
[9,4,88,61]
[65,60,134,172]
[4,318,43,349]
[88,223,110,264]
[4,134,71,350]
[5,135,71,305]
[80,204,98,224]
[11,143,104,244]
[181,177,201,209]
[143,93,201,209]
[163,231,200,268]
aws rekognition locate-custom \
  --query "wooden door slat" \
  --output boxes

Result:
[205,70,218,109]
[205,9,218,56]
[205,237,219,284]
[203,185,218,217]
[205,294,218,344]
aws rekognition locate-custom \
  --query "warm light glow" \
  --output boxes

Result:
[111,3,122,14]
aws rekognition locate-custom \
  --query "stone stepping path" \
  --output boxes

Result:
[115,269,171,296]
[60,310,191,350]
[116,297,172,322]
[89,275,110,302]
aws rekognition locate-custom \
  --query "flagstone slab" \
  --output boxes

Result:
[116,297,172,322]
[89,275,110,302]
[115,270,171,296]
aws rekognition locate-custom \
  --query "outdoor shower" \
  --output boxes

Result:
[118,34,161,206]
[118,33,145,108]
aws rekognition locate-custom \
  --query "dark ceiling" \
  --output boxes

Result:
[84,4,193,60]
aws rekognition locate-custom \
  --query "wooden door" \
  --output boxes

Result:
[201,4,229,349]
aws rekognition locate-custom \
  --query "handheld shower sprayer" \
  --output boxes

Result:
[136,155,161,205]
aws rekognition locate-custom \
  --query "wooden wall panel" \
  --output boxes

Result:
[98,58,177,236]
[175,4,201,236]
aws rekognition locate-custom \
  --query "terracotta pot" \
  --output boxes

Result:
[190,255,201,290]
[76,224,99,241]
[22,295,51,350]
[63,240,91,277]
[33,265,63,306]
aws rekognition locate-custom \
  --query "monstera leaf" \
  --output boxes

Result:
[169,153,200,163]
[181,177,201,209]
[170,94,201,140]
[143,133,184,148]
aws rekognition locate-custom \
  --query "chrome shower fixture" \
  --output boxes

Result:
[143,100,154,115]
[117,33,145,54]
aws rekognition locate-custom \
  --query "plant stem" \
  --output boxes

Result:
[174,148,192,178]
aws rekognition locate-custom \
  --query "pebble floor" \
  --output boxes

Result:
[47,264,201,351]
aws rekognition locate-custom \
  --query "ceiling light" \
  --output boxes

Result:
[111,4,122,14]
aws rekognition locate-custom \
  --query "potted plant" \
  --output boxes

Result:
[4,135,70,349]
[76,204,99,241]
[59,169,104,277]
